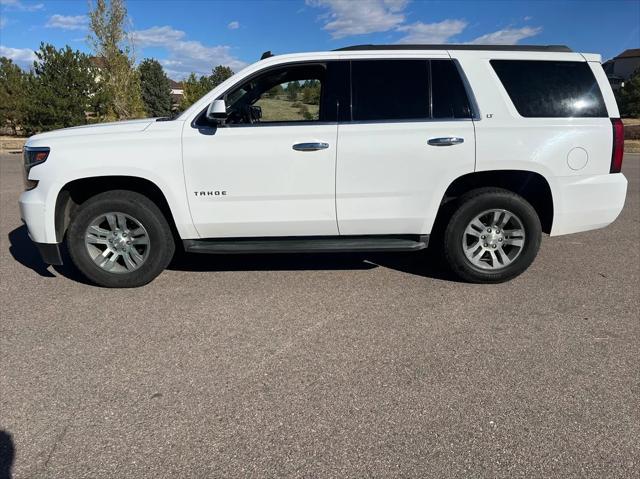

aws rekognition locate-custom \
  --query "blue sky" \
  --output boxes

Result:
[1,0,639,79]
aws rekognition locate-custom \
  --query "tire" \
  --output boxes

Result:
[67,190,175,288]
[443,187,541,283]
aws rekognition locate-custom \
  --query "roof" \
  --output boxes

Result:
[168,79,183,89]
[614,48,640,59]
[335,44,573,52]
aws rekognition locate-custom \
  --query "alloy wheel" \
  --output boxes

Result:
[84,212,150,273]
[462,208,526,270]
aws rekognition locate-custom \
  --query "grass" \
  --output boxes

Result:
[254,97,319,122]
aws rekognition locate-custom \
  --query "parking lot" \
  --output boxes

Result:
[1,151,638,478]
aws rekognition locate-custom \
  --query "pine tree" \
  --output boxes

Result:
[139,58,171,117]
[0,57,28,135]
[618,70,640,117]
[210,65,234,89]
[22,44,99,134]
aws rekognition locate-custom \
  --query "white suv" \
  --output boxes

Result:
[19,44,627,287]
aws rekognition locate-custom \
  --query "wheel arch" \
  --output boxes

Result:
[434,169,554,235]
[54,176,180,243]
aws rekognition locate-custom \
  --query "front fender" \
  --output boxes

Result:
[24,124,198,243]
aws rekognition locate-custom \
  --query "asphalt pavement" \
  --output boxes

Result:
[1,151,639,478]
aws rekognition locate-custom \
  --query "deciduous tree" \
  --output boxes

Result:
[88,0,144,119]
[179,73,208,111]
[178,65,235,111]
[286,81,300,101]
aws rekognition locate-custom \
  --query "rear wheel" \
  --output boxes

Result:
[443,188,541,283]
[67,190,175,287]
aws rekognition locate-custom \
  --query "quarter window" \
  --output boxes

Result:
[490,60,607,117]
[351,60,430,121]
[432,60,472,119]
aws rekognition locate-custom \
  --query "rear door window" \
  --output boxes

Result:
[490,60,607,117]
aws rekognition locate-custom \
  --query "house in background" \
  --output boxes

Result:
[603,49,640,90]
[169,79,184,110]
[89,57,184,110]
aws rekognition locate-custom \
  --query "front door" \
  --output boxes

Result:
[182,62,339,238]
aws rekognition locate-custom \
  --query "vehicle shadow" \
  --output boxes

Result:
[168,248,459,282]
[168,249,377,273]
[368,250,460,282]
[8,224,458,282]
[0,430,15,479]
[7,225,55,278]
[7,225,90,284]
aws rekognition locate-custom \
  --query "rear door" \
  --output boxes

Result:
[336,58,476,235]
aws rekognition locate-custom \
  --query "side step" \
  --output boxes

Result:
[183,235,429,255]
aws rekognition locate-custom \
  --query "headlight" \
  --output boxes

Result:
[23,146,50,190]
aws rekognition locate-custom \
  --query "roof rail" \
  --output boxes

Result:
[334,44,573,53]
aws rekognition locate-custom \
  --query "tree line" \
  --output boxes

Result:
[0,0,234,136]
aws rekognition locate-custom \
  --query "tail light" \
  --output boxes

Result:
[610,118,624,173]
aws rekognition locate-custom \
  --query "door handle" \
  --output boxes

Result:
[292,142,329,152]
[427,137,464,146]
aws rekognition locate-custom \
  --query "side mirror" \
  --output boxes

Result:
[206,99,227,122]
[250,105,262,120]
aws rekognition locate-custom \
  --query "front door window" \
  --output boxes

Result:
[224,64,325,125]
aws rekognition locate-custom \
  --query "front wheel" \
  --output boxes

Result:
[443,188,541,283]
[67,190,175,287]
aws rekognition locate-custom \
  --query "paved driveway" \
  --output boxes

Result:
[1,152,638,478]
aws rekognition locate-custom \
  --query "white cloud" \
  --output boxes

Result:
[469,26,542,45]
[131,25,246,79]
[397,19,467,43]
[0,0,43,12]
[131,25,186,46]
[0,45,36,68]
[307,0,408,39]
[305,0,543,48]
[227,20,239,30]
[0,17,7,29]
[46,14,88,30]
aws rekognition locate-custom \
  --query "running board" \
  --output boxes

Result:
[183,235,429,255]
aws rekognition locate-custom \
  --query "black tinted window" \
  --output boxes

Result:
[323,61,350,122]
[491,60,607,117]
[432,60,471,119]
[351,60,429,121]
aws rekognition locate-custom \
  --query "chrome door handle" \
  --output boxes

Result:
[292,142,329,151]
[427,137,464,146]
